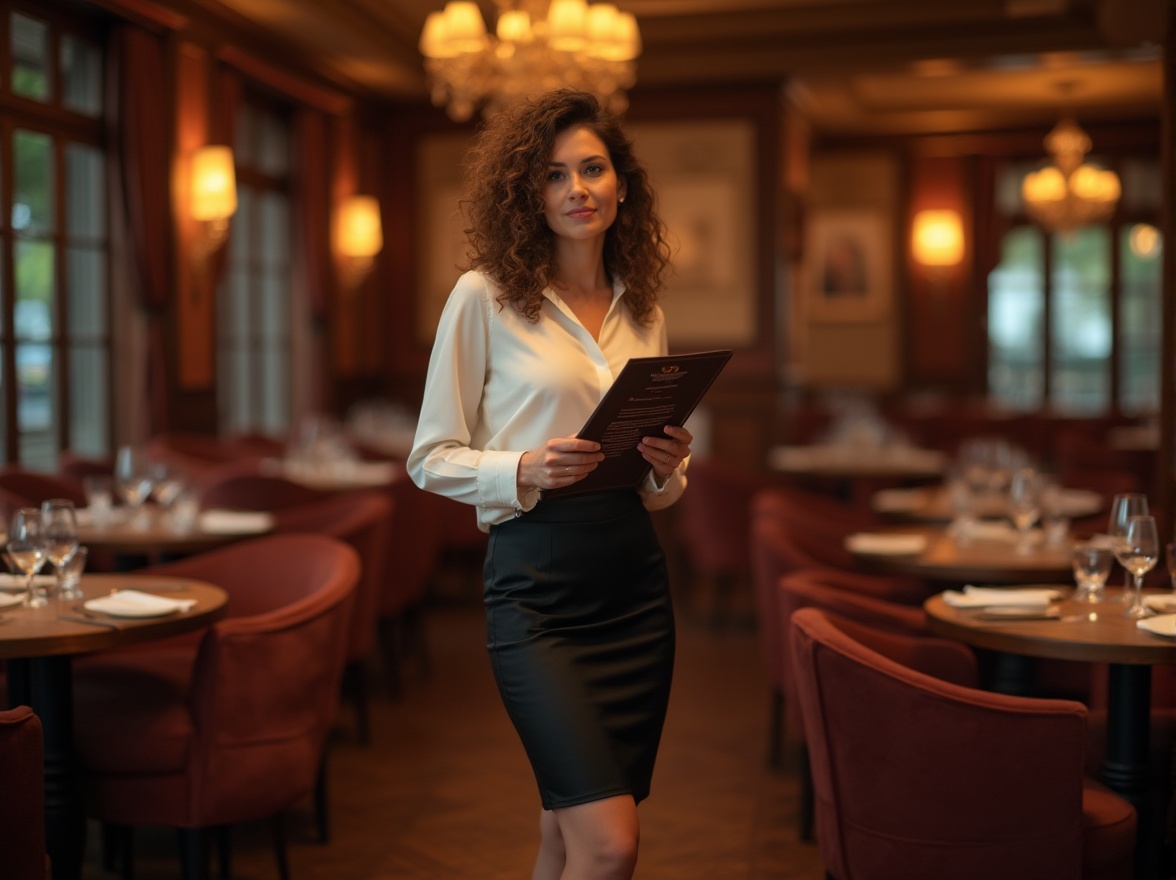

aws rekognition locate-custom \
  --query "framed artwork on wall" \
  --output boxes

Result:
[804,209,891,323]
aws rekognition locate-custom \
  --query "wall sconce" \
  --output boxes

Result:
[190,145,237,259]
[911,210,964,267]
[336,195,383,290]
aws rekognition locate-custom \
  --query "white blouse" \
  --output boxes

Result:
[408,270,687,531]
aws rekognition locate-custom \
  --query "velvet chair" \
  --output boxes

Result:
[198,467,333,511]
[790,607,1136,880]
[673,457,770,625]
[72,533,360,880]
[0,466,87,507]
[0,706,47,880]
[57,450,113,483]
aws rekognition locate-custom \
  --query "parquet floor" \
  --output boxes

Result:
[80,585,826,879]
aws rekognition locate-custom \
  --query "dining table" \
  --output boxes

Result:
[924,589,1176,880]
[258,456,400,492]
[76,506,274,559]
[846,523,1076,586]
[871,484,1104,524]
[1,574,228,880]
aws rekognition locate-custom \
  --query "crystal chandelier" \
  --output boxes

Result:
[419,0,641,122]
[1021,118,1121,233]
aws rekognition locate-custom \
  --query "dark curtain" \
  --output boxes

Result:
[295,108,332,323]
[109,25,171,435]
[209,66,243,291]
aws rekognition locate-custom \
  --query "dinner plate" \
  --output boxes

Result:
[1137,614,1176,638]
[1143,595,1176,615]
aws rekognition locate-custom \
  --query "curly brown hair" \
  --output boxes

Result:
[461,89,671,325]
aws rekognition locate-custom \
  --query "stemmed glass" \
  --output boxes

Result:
[1072,537,1114,603]
[41,499,80,602]
[115,445,155,529]
[7,508,49,608]
[1007,467,1042,554]
[1108,493,1149,598]
[151,460,185,511]
[1121,514,1159,619]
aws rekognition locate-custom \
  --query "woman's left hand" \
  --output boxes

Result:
[638,425,693,479]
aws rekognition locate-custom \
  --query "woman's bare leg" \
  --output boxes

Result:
[553,795,639,880]
[532,809,566,880]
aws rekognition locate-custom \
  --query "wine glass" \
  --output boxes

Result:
[1108,493,1149,598]
[1121,515,1159,619]
[1072,538,1114,603]
[151,460,186,512]
[1007,466,1042,554]
[115,445,155,528]
[1167,541,1176,591]
[7,508,48,608]
[41,499,80,601]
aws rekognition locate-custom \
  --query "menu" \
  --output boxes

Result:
[544,349,733,498]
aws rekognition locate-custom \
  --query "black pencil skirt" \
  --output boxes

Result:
[483,490,675,810]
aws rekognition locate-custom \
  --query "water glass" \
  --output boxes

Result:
[1007,466,1042,554]
[1073,539,1114,603]
[1108,493,1149,597]
[83,474,115,527]
[1121,514,1159,619]
[58,545,87,601]
[41,499,79,602]
[169,488,201,533]
[115,445,155,528]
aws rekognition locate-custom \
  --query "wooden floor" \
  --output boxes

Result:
[80,585,826,879]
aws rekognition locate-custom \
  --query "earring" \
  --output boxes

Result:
[618,197,625,204]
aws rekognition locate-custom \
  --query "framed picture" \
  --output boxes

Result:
[804,209,891,322]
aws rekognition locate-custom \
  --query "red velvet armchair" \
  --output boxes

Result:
[790,607,1136,880]
[72,533,360,880]
[0,705,47,880]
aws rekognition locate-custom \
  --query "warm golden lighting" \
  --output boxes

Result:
[1129,223,1162,260]
[420,0,641,121]
[1021,119,1120,233]
[336,196,383,289]
[912,210,964,267]
[190,145,237,258]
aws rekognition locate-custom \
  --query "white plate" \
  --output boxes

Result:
[1143,595,1176,615]
[845,533,928,556]
[0,573,55,589]
[0,592,25,609]
[83,589,196,618]
[198,510,274,535]
[1137,614,1176,638]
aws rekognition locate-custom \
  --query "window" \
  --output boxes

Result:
[218,91,294,436]
[987,157,1162,415]
[0,5,109,469]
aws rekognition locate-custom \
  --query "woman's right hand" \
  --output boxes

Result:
[518,437,605,490]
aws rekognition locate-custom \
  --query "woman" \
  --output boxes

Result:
[408,89,691,880]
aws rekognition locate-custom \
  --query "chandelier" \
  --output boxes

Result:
[1021,118,1121,233]
[419,0,641,122]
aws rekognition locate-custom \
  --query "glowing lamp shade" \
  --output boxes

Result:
[912,209,964,267]
[337,196,384,259]
[190,146,237,222]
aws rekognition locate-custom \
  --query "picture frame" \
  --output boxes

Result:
[804,209,891,323]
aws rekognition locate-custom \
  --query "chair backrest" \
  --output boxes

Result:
[57,450,113,483]
[145,533,360,825]
[380,470,445,617]
[273,490,393,661]
[790,606,1089,880]
[0,706,47,880]
[674,458,765,578]
[0,466,87,507]
[200,468,333,512]
[775,570,967,740]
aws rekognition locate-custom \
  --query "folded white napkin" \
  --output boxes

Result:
[198,510,274,534]
[0,573,56,589]
[871,488,927,513]
[1137,614,1176,638]
[0,592,25,608]
[942,586,1063,609]
[83,589,196,618]
[844,532,928,555]
[1143,595,1176,614]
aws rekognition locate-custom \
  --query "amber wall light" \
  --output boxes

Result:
[190,145,237,259]
[911,210,964,267]
[336,195,383,290]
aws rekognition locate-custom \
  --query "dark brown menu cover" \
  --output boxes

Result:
[544,350,733,498]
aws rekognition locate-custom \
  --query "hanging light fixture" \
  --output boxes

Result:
[419,0,641,122]
[1021,118,1120,233]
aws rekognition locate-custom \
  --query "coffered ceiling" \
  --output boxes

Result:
[199,0,1168,132]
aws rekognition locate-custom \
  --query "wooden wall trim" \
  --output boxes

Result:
[216,45,353,117]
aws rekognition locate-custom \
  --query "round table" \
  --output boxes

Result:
[925,589,1176,880]
[848,525,1076,585]
[1,575,227,880]
[77,509,274,558]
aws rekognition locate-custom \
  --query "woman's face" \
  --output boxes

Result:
[542,125,627,244]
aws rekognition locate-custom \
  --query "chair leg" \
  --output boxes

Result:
[343,660,372,744]
[404,602,431,680]
[314,749,330,844]
[273,813,291,880]
[768,688,784,769]
[378,616,404,701]
[799,743,815,843]
[178,827,210,880]
[214,825,231,879]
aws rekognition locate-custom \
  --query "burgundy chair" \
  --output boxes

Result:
[0,706,47,880]
[57,450,113,483]
[0,466,87,507]
[790,606,1136,880]
[199,468,333,511]
[73,534,360,880]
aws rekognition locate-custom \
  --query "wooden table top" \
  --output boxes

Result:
[0,574,227,659]
[872,485,1104,523]
[77,509,273,555]
[849,526,1076,585]
[925,589,1176,665]
[767,443,948,479]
